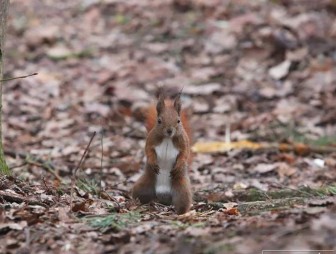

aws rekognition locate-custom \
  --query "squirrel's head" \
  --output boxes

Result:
[155,94,182,138]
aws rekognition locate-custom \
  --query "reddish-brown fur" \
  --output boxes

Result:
[132,95,192,214]
[146,100,193,166]
[146,100,192,142]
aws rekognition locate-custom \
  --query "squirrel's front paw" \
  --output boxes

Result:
[148,163,160,174]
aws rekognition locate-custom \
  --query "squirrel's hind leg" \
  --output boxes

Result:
[132,172,156,204]
[171,176,192,214]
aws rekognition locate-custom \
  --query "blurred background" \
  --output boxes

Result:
[2,1,336,252]
[5,0,336,185]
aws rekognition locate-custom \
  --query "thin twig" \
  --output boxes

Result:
[74,132,97,176]
[225,121,231,143]
[8,162,27,170]
[0,72,38,82]
[99,130,104,197]
[5,150,62,181]
[70,131,96,211]
[24,227,30,249]
[42,177,50,191]
[177,86,184,97]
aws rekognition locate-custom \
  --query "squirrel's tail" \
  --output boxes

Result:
[145,104,157,133]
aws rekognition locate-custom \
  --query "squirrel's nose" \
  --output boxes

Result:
[166,128,173,136]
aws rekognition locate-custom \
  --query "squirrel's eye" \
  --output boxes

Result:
[177,119,181,124]
[158,119,162,124]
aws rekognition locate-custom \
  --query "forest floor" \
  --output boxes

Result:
[1,0,336,253]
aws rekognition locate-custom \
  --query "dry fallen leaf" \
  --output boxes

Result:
[192,140,262,153]
[72,199,94,213]
[269,60,291,80]
[253,163,277,174]
[0,221,27,231]
[184,83,222,95]
[224,207,240,216]
[223,202,238,210]
[277,162,296,181]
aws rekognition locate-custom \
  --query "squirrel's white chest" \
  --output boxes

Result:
[154,138,179,194]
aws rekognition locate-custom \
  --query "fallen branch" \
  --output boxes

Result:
[0,72,38,82]
[5,150,62,182]
[195,185,336,203]
[0,190,49,207]
[238,197,307,215]
[195,184,336,214]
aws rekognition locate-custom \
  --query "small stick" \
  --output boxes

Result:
[99,130,104,197]
[0,72,38,82]
[74,131,96,176]
[225,121,231,144]
[42,177,50,191]
[177,86,184,97]
[0,190,48,207]
[5,150,62,181]
[70,131,96,211]
[24,227,30,249]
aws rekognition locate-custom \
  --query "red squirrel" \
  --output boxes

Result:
[132,93,192,214]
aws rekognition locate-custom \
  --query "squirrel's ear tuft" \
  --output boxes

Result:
[156,95,165,115]
[174,93,182,115]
